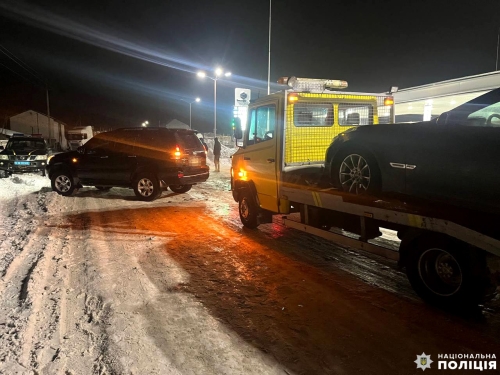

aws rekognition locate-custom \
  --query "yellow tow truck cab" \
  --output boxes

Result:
[231,77,395,228]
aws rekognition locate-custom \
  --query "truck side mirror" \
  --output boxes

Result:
[232,118,243,140]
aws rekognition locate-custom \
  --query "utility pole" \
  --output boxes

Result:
[46,88,51,146]
[267,0,272,95]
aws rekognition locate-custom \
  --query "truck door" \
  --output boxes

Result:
[243,102,279,212]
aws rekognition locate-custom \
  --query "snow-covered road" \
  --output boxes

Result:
[1,158,499,374]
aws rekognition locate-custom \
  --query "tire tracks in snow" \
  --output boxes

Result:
[0,189,52,372]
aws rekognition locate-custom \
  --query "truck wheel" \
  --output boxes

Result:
[404,234,491,308]
[239,189,259,229]
[168,184,192,194]
[133,172,161,201]
[51,171,76,196]
[332,149,381,195]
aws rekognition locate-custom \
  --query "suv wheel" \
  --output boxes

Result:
[133,172,161,201]
[168,184,192,194]
[51,171,76,196]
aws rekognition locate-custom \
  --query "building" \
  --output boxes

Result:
[165,119,190,129]
[4,110,68,150]
[394,71,500,123]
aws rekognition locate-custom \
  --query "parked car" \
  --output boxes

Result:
[46,127,209,201]
[0,136,51,177]
[325,88,500,213]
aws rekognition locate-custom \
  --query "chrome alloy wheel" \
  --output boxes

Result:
[418,248,463,297]
[339,154,370,194]
[137,178,154,197]
[55,175,72,193]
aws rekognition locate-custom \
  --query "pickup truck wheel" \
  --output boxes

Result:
[239,189,259,229]
[405,235,491,308]
[51,171,76,196]
[168,184,192,194]
[332,150,381,195]
[133,173,161,201]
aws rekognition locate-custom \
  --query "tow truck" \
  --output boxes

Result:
[231,77,499,308]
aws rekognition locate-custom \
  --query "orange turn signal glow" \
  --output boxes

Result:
[384,97,394,106]
[237,169,247,180]
[71,158,78,163]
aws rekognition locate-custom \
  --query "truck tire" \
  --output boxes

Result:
[404,234,491,308]
[133,172,161,201]
[238,189,259,229]
[168,184,192,194]
[332,148,381,195]
[51,171,76,196]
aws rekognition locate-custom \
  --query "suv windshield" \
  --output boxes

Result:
[6,139,46,150]
[466,101,500,127]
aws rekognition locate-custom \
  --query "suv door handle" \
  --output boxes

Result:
[128,155,137,158]
[100,156,108,159]
[267,158,275,163]
[244,157,251,160]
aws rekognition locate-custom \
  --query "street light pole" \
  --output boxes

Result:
[214,77,217,137]
[496,26,500,71]
[197,69,231,138]
[268,0,272,95]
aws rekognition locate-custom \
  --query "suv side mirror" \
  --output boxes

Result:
[436,111,449,125]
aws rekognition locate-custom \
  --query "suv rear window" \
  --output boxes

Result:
[176,133,204,151]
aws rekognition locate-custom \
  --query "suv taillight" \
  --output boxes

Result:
[173,145,181,159]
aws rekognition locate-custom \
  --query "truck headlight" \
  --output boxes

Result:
[0,155,8,160]
[35,155,48,160]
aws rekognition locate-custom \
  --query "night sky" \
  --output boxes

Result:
[0,0,499,133]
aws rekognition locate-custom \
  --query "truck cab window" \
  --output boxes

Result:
[247,105,276,145]
[338,104,374,126]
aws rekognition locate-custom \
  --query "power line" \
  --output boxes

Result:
[0,61,38,85]
[0,45,47,86]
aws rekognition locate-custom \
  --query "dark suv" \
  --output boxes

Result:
[46,127,209,201]
[0,136,50,177]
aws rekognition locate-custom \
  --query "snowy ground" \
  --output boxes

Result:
[1,156,500,374]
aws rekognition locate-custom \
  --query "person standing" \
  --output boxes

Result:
[213,137,221,172]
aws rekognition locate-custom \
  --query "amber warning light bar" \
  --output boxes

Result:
[277,76,348,92]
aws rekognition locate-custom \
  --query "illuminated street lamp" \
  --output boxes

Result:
[181,97,201,129]
[197,68,231,137]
